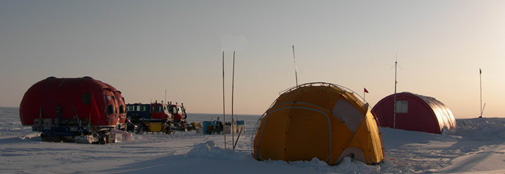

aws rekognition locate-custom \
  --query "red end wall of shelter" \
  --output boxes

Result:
[19,77,126,128]
[371,92,456,134]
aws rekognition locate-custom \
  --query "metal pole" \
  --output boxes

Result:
[222,51,227,149]
[480,68,483,117]
[393,60,397,128]
[233,127,243,150]
[231,51,235,146]
[292,45,298,86]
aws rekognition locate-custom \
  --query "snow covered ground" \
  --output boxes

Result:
[2,107,505,174]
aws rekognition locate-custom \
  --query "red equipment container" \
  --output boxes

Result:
[19,76,126,143]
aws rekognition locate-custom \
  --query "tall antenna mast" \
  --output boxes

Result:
[231,51,236,147]
[393,57,398,128]
[222,51,227,149]
[292,45,299,86]
[479,68,483,118]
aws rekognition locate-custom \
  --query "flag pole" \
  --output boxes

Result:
[364,88,366,101]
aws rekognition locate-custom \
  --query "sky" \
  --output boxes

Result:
[1,0,504,118]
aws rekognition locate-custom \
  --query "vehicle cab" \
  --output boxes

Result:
[150,102,172,120]
[168,102,187,122]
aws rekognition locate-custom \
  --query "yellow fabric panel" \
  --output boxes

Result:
[326,88,341,110]
[346,111,384,164]
[276,88,304,104]
[364,111,385,163]
[284,108,331,162]
[252,118,263,159]
[328,117,354,165]
[255,109,290,160]
[275,85,342,112]
[304,86,343,110]
[296,87,332,109]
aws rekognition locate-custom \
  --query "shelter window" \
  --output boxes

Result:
[119,105,125,113]
[395,101,408,113]
[107,105,114,115]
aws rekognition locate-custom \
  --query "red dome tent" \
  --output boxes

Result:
[371,92,456,134]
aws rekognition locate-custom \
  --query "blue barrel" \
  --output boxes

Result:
[202,121,211,134]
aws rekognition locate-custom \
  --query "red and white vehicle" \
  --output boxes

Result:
[126,101,189,133]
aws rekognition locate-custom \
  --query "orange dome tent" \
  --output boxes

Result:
[253,82,384,165]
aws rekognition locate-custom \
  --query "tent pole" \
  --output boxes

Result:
[222,51,227,149]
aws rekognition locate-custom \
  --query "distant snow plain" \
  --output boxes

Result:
[2,107,505,174]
